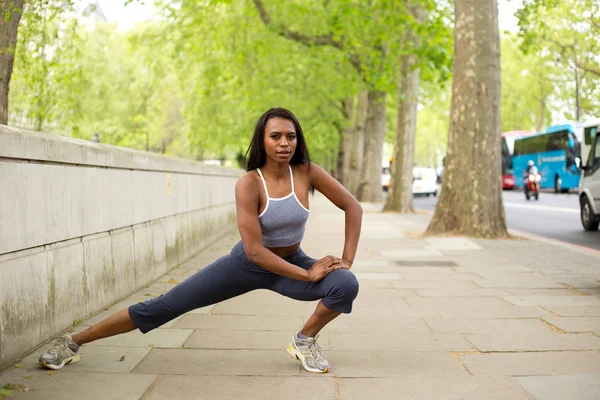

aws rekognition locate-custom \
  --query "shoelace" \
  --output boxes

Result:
[307,336,325,362]
[49,337,68,355]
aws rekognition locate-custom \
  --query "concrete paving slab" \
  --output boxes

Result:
[354,272,403,280]
[460,351,600,376]
[143,375,336,400]
[474,275,564,288]
[541,305,600,317]
[380,248,444,258]
[299,351,467,378]
[503,296,600,307]
[329,332,474,352]
[392,280,478,289]
[416,288,511,297]
[515,373,600,400]
[337,376,533,400]
[324,317,430,334]
[465,332,600,352]
[207,289,318,316]
[425,237,483,250]
[54,345,150,373]
[349,260,391,269]
[424,318,554,334]
[0,371,156,400]
[504,288,589,297]
[183,330,320,350]
[350,304,443,319]
[405,297,516,308]
[433,304,553,319]
[172,314,303,331]
[351,279,395,288]
[397,272,482,281]
[581,288,600,296]
[542,316,600,333]
[550,276,600,289]
[132,348,301,376]
[71,326,193,348]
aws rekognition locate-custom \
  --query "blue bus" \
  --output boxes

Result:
[513,124,582,192]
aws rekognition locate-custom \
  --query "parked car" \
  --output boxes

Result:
[382,166,439,196]
[413,167,438,196]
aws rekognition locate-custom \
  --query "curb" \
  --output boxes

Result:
[507,228,600,259]
[415,208,600,259]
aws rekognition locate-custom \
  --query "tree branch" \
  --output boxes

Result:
[252,0,362,74]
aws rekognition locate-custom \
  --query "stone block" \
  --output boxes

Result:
[460,351,600,376]
[329,332,473,352]
[337,377,532,400]
[83,233,118,315]
[172,314,303,331]
[515,373,600,400]
[144,375,335,400]
[465,332,600,352]
[133,348,301,376]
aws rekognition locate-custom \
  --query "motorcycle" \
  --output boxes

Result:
[524,167,541,201]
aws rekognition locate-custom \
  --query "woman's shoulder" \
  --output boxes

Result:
[235,171,260,194]
[291,162,314,176]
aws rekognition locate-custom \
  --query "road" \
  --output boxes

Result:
[409,189,600,251]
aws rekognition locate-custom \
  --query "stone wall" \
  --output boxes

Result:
[0,126,243,368]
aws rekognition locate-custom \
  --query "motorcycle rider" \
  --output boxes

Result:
[523,160,536,183]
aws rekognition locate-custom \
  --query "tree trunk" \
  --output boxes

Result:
[0,0,24,125]
[348,91,368,195]
[383,11,422,213]
[536,96,545,132]
[425,0,508,238]
[356,90,386,202]
[335,97,355,186]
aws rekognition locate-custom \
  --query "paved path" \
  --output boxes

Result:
[1,194,600,399]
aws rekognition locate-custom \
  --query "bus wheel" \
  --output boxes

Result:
[554,176,562,193]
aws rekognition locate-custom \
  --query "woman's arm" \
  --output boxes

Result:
[308,163,363,267]
[235,174,340,281]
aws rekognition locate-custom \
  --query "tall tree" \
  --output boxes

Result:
[383,2,423,213]
[348,91,368,194]
[252,0,398,202]
[426,0,508,237]
[0,0,24,124]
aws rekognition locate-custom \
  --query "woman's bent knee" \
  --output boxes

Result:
[323,269,359,313]
[339,270,359,301]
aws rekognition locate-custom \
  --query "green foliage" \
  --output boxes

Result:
[8,0,452,165]
[517,0,600,120]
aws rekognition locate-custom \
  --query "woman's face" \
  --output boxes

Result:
[263,117,297,164]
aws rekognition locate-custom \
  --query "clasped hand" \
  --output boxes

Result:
[307,255,351,282]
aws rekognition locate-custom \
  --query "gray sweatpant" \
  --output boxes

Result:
[128,241,360,333]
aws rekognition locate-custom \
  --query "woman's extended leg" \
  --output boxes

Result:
[39,243,267,369]
[72,309,136,346]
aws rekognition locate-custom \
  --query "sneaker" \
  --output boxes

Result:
[287,333,331,373]
[39,335,80,370]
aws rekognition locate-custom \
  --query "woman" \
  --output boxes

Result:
[39,107,362,374]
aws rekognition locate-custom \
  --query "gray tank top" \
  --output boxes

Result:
[256,165,310,247]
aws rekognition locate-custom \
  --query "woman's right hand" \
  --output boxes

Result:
[307,255,349,282]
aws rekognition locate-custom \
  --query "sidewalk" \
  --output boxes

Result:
[1,194,600,399]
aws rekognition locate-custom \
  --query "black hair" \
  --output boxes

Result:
[245,107,311,171]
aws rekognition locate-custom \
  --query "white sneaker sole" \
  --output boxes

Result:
[287,342,329,373]
[40,354,80,370]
